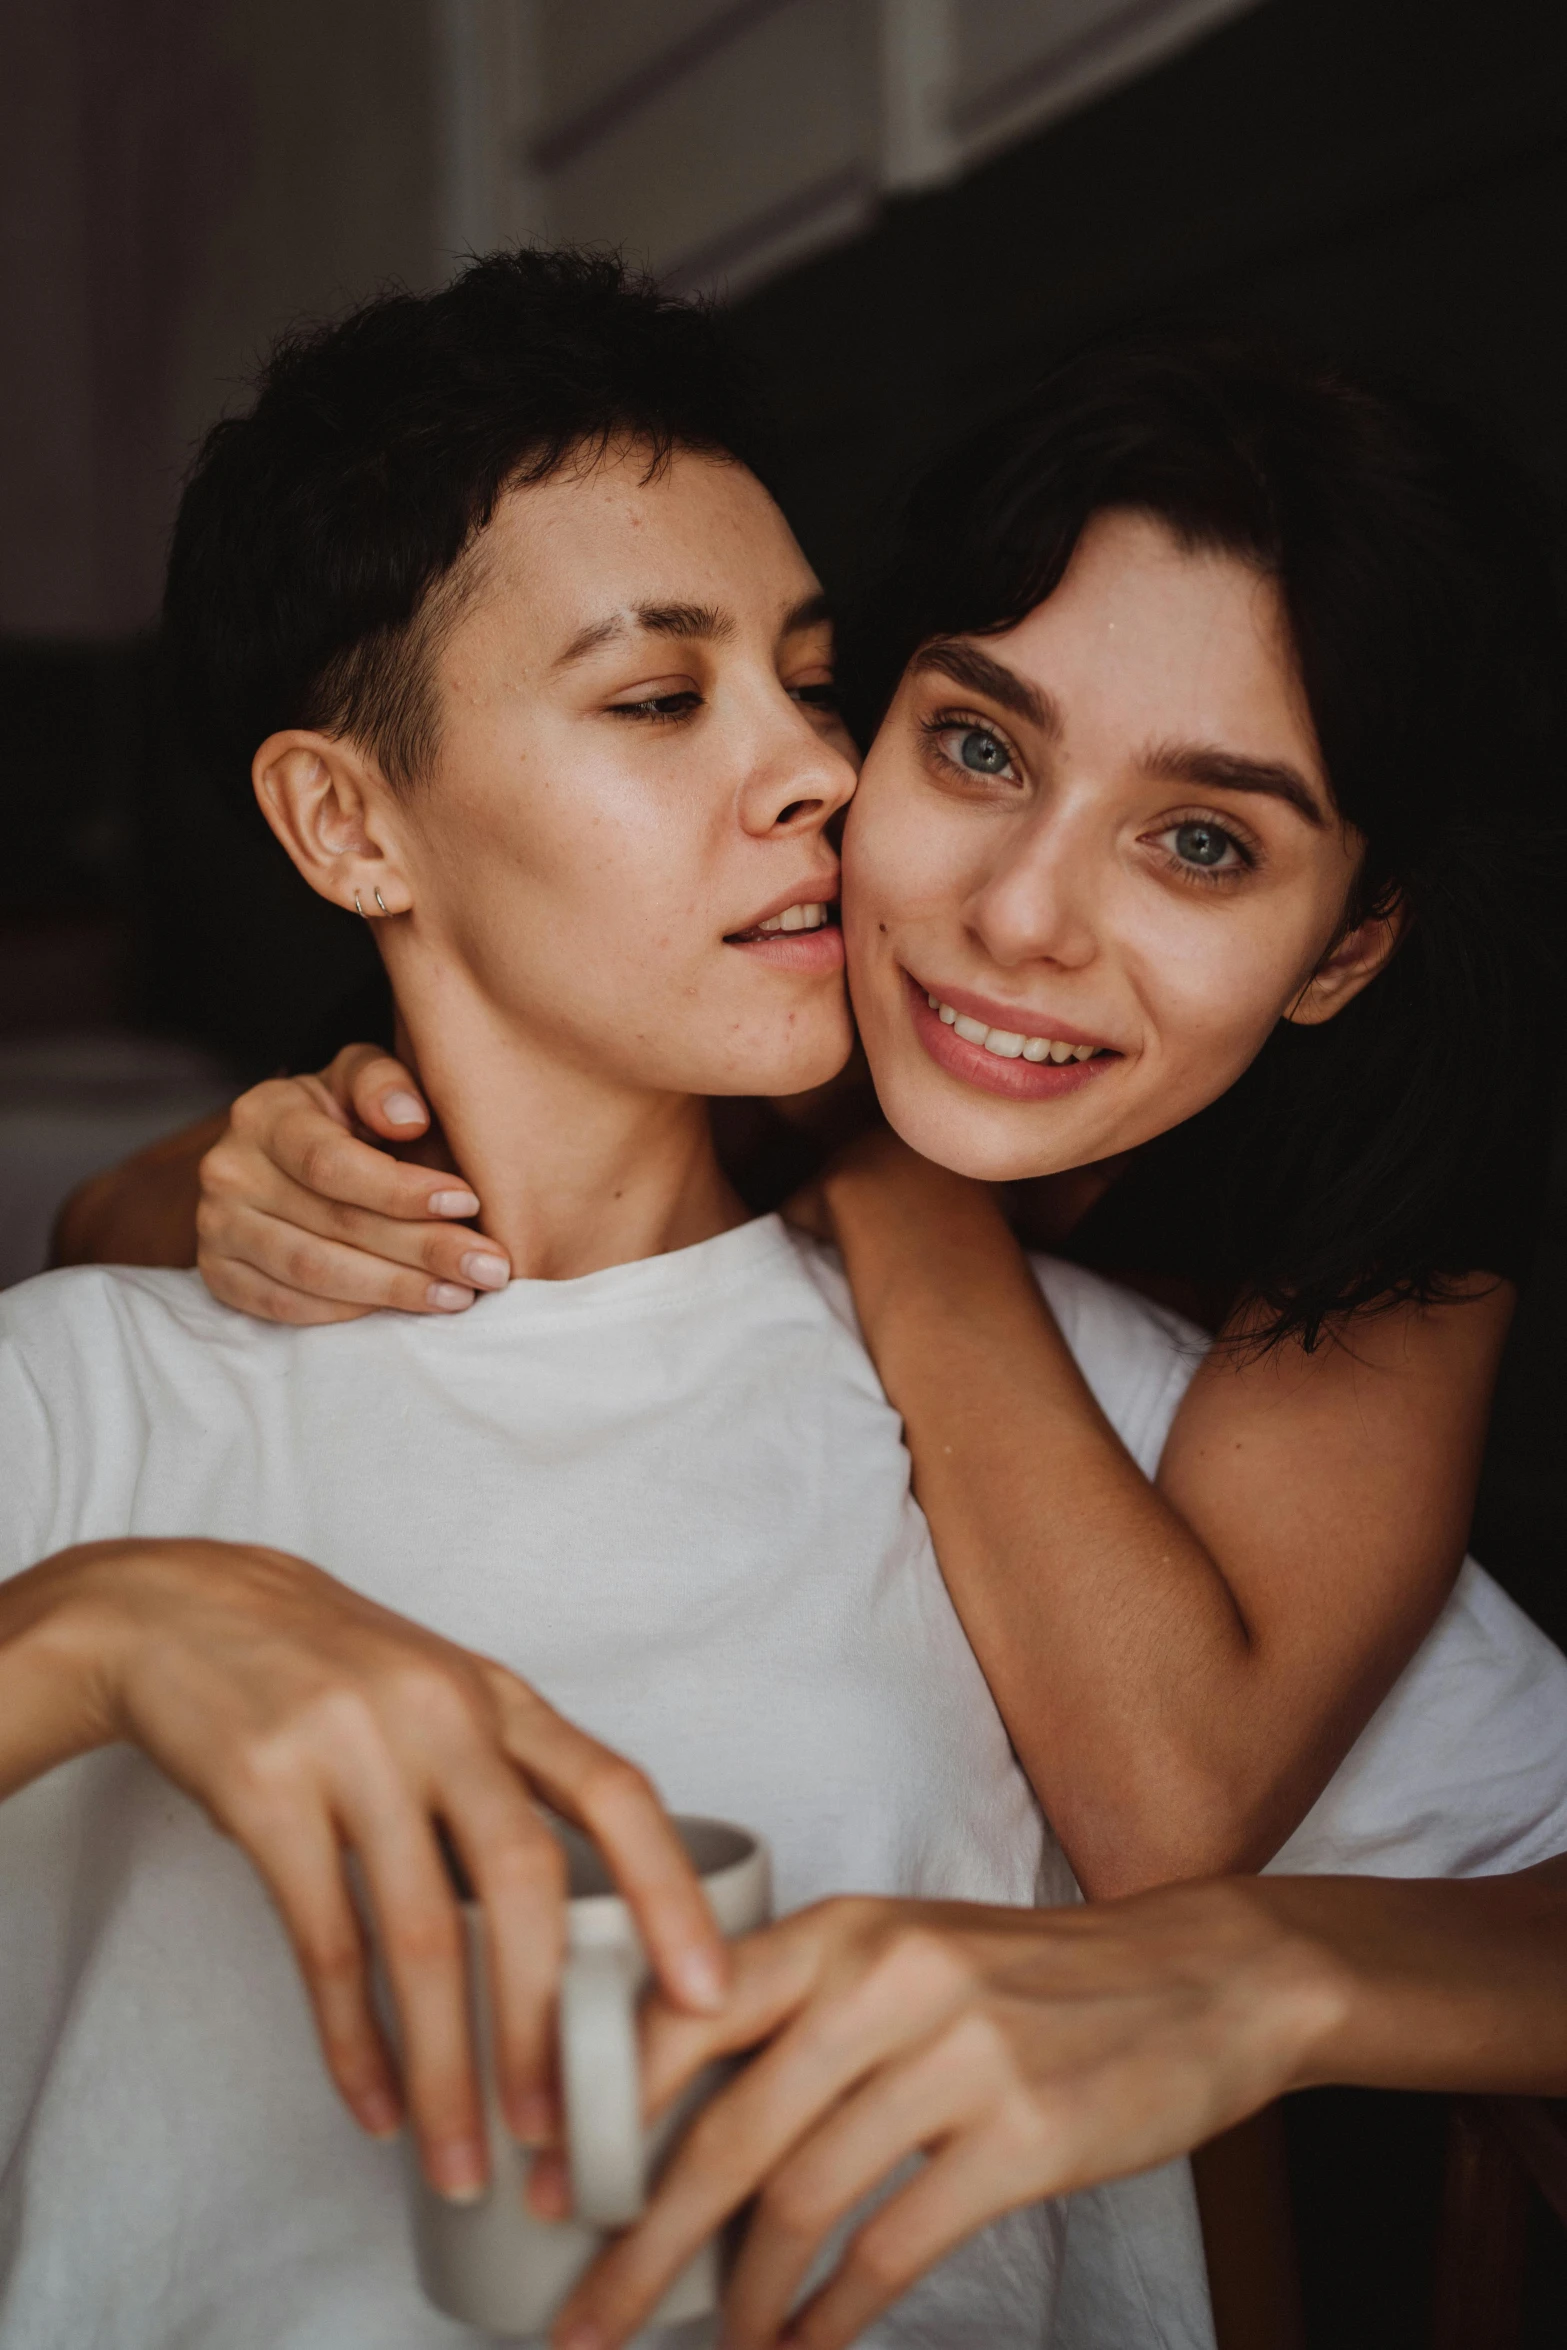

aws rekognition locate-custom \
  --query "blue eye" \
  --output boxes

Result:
[1171,821,1238,869]
[957,728,1012,775]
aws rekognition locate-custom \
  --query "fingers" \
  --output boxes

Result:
[199,1067,513,1322]
[722,2024,1011,2349]
[237,1796,403,2138]
[198,1248,383,1325]
[339,1761,489,2201]
[554,1910,946,2347]
[236,1092,478,1227]
[202,1200,487,1317]
[326,1044,433,1141]
[442,1765,570,2145]
[761,2126,1038,2350]
[491,1683,728,2016]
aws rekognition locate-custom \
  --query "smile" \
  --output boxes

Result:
[904,972,1119,1101]
[927,995,1099,1063]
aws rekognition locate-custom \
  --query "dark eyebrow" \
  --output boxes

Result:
[1144,742,1328,828]
[910,639,1060,734]
[555,601,736,667]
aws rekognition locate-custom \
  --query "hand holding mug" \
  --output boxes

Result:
[5,1540,727,2205]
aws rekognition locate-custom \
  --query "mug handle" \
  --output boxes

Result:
[559,1946,645,2227]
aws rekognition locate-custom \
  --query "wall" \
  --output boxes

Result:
[448,0,1261,294]
[729,0,1567,595]
[0,0,440,642]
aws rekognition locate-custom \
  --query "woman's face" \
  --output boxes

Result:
[379,446,860,1103]
[845,508,1385,1181]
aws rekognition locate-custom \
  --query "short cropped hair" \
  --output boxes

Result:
[165,247,766,793]
[850,329,1567,1347]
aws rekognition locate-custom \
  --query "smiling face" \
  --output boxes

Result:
[845,507,1394,1181]
[368,443,858,1102]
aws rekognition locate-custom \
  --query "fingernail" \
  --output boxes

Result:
[356,2088,402,2138]
[428,1282,476,1312]
[553,2325,603,2350]
[429,1188,481,1218]
[383,1090,427,1128]
[430,2138,489,2202]
[511,2090,556,2146]
[461,1251,510,1291]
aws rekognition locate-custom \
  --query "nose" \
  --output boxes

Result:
[965,808,1099,974]
[738,697,858,840]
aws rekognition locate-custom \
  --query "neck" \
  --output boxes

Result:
[386,961,748,1282]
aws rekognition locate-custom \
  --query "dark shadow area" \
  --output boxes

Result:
[1284,2089,1567,2350]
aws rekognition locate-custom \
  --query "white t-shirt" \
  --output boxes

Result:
[5,1228,1565,2350]
[0,1220,1188,2350]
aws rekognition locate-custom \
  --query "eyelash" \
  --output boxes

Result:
[607,680,839,725]
[919,710,1020,781]
[609,691,702,723]
[1145,813,1260,886]
[921,710,1262,885]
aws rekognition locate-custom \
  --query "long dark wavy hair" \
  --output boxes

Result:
[847,329,1567,1349]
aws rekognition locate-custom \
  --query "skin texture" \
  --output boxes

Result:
[17,444,860,2195]
[547,1857,1567,2350]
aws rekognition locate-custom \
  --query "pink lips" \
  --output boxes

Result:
[727,924,845,974]
[905,972,1118,1101]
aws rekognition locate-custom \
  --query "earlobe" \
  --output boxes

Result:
[1284,898,1405,1027]
[252,730,413,918]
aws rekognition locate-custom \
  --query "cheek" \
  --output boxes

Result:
[1120,891,1324,1071]
[843,759,970,936]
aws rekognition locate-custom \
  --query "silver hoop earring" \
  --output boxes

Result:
[374,889,388,914]
[354,892,366,919]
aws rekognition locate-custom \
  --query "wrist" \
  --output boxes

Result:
[0,1542,149,1790]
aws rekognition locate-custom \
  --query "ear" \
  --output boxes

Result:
[252,730,413,918]
[1284,896,1405,1027]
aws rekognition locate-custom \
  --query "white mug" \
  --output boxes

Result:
[390,1815,771,2341]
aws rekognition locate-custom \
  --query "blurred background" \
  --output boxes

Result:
[0,5,1564,2337]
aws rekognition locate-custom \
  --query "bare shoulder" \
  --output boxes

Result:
[1159,1279,1516,1627]
[1183,1276,1516,1428]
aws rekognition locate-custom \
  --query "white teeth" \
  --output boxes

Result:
[755,902,829,935]
[925,995,1104,1068]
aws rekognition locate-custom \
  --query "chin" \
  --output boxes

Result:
[873,1063,1104,1183]
[701,1017,856,1101]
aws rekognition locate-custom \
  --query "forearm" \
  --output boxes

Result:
[825,1164,1293,1894]
[1258,1861,1567,2098]
[51,1113,225,1270]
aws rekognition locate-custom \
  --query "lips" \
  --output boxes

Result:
[904,970,1120,1101]
[724,885,844,973]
